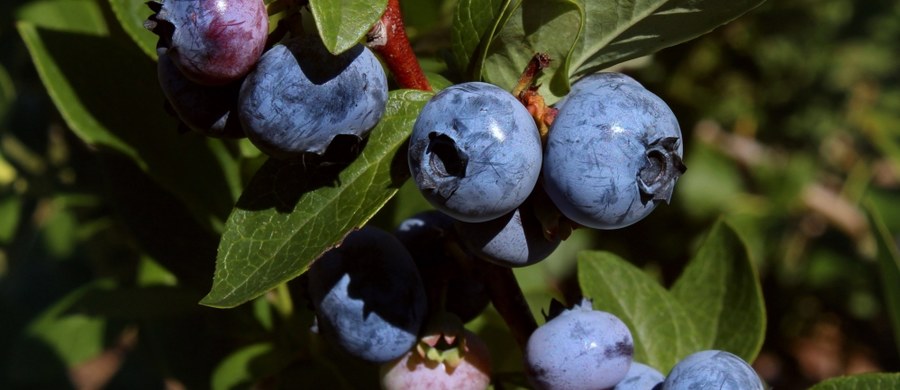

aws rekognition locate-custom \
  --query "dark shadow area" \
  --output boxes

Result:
[100,153,218,292]
[34,26,237,225]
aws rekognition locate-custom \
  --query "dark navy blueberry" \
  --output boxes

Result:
[543,72,685,229]
[408,82,542,223]
[395,211,490,322]
[145,0,268,85]
[455,207,560,267]
[239,36,388,159]
[156,52,244,138]
[307,226,427,363]
[525,299,634,390]
[662,350,764,390]
[614,362,665,390]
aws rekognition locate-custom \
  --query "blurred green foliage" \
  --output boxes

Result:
[0,0,898,388]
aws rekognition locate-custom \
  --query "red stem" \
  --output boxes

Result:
[367,0,432,91]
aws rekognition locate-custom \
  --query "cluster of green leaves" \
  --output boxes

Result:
[3,0,899,387]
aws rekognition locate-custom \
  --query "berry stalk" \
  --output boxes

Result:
[367,0,432,91]
[478,261,537,350]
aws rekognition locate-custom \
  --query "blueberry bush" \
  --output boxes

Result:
[2,0,899,388]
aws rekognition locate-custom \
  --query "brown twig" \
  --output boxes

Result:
[366,0,432,91]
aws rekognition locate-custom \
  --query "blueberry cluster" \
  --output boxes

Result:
[145,0,388,159]
[408,73,686,268]
[306,220,493,389]
[523,299,765,390]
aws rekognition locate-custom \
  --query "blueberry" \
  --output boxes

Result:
[145,0,268,86]
[542,73,686,229]
[614,362,665,390]
[307,226,427,363]
[156,52,244,138]
[395,211,490,322]
[455,206,560,267]
[662,350,764,390]
[525,299,634,390]
[239,36,388,159]
[408,82,542,223]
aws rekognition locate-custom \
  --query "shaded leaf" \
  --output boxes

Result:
[867,203,900,357]
[809,372,900,390]
[17,1,240,231]
[578,251,701,373]
[211,343,290,390]
[202,89,431,308]
[108,0,159,59]
[450,0,511,80]
[482,0,764,103]
[309,0,388,54]
[670,219,766,362]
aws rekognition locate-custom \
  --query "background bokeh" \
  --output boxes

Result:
[1,0,898,388]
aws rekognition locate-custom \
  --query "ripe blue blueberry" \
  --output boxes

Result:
[307,226,427,363]
[239,36,388,159]
[156,52,244,138]
[395,211,489,322]
[455,206,559,267]
[662,350,764,390]
[542,72,686,229]
[408,82,542,223]
[525,299,634,390]
[614,362,665,390]
[145,0,268,85]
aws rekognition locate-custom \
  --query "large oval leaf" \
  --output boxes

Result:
[309,0,388,55]
[867,203,900,357]
[481,0,764,103]
[578,251,701,373]
[201,89,432,308]
[670,219,766,362]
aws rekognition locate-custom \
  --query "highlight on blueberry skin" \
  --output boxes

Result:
[408,82,542,223]
[524,298,634,390]
[307,226,427,364]
[455,206,560,267]
[239,35,389,160]
[156,52,244,138]
[145,0,269,86]
[542,72,686,230]
[662,350,765,390]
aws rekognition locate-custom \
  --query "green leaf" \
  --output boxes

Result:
[0,63,14,121]
[211,343,289,390]
[867,204,900,357]
[578,251,701,373]
[309,0,388,54]
[809,372,900,390]
[670,219,766,362]
[16,1,240,230]
[108,0,158,59]
[202,89,432,308]
[482,0,764,103]
[450,0,511,80]
[482,0,583,96]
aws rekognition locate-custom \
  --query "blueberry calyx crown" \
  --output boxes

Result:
[637,136,686,205]
[419,131,468,203]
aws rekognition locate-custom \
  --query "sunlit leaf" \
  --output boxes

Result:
[670,220,766,362]
[202,90,431,308]
[809,372,900,390]
[578,251,701,373]
[309,0,388,54]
